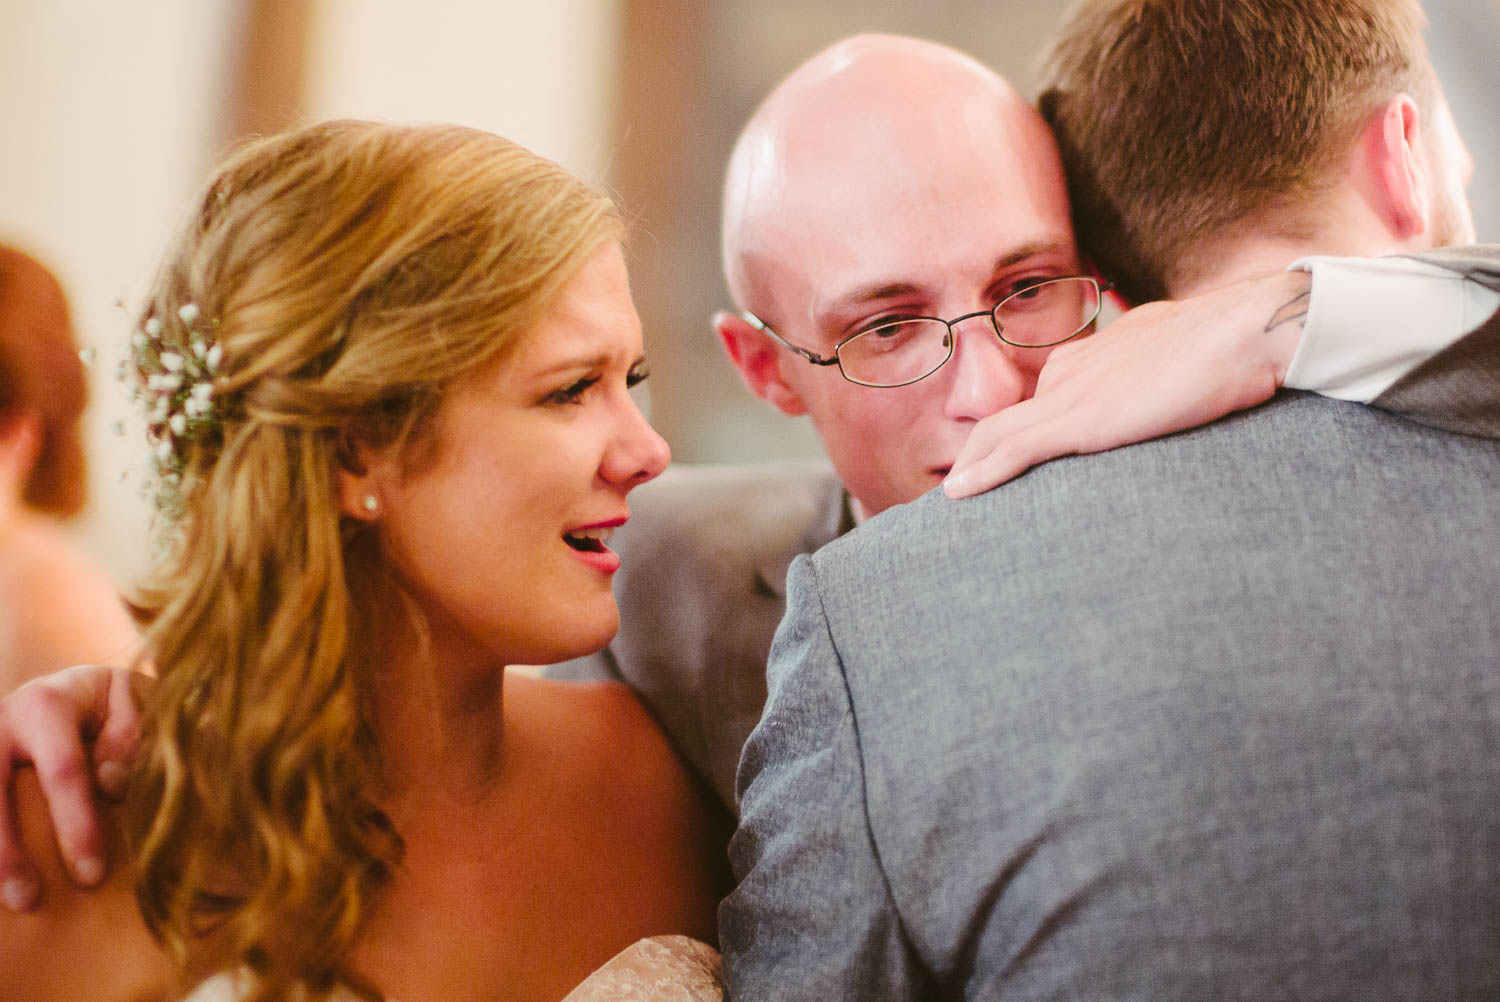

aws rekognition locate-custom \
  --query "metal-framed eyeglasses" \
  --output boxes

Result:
[742,275,1110,388]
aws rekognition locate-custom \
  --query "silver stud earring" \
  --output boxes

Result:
[362,494,379,515]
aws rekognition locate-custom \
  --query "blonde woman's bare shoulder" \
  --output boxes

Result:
[0,770,177,1001]
[505,671,708,820]
[503,670,730,938]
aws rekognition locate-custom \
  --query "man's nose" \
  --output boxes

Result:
[941,316,1031,422]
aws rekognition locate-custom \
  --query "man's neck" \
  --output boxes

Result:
[1166,185,1427,299]
[1169,232,1413,300]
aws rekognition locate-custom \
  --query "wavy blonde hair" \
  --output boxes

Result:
[124,120,623,1001]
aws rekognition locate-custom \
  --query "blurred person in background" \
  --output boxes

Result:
[0,245,139,695]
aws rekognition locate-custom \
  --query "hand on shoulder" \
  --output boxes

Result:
[0,769,175,1002]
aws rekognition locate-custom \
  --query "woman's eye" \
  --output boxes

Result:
[626,363,651,389]
[547,376,598,405]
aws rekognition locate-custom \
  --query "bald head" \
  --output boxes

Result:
[712,35,1083,517]
[721,34,1060,307]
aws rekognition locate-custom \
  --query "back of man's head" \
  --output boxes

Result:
[1039,0,1434,302]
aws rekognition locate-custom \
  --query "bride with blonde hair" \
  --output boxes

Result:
[0,119,726,1002]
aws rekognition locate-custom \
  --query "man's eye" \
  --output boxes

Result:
[547,376,598,405]
[857,316,920,337]
[1006,278,1048,300]
[853,320,931,354]
[870,321,910,339]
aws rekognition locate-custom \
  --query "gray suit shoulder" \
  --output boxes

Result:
[616,458,842,571]
[819,389,1500,576]
[549,458,847,812]
[786,391,1500,997]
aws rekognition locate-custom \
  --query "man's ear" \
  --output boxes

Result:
[1360,93,1430,240]
[713,311,809,416]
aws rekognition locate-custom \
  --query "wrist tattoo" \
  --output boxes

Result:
[1263,285,1311,337]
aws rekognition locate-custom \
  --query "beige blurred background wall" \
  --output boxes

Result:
[0,0,620,580]
[1,0,1496,584]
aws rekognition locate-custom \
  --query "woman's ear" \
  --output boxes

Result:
[713,311,809,416]
[335,432,382,521]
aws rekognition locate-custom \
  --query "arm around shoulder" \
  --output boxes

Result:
[0,769,176,1002]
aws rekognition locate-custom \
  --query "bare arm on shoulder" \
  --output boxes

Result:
[0,665,146,911]
[945,270,1306,496]
[0,769,174,1001]
[947,250,1500,496]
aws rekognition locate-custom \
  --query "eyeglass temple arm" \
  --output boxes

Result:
[740,311,841,366]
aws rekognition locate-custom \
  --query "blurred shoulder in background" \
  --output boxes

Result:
[0,246,138,694]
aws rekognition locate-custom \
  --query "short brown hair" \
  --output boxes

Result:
[1038,0,1431,302]
[0,245,88,516]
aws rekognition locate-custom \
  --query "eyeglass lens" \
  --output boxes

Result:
[836,277,1101,387]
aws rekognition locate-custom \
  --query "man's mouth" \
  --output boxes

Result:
[563,526,615,553]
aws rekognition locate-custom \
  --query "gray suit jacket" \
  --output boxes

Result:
[724,392,1500,1000]
[552,247,1500,822]
[549,459,849,812]
[1381,245,1500,438]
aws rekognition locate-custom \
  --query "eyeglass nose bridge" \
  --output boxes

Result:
[870,310,1004,389]
[942,308,1009,349]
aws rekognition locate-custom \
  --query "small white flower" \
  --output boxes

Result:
[206,344,223,372]
[78,347,97,366]
[170,413,187,436]
[193,341,207,359]
[151,398,170,423]
[155,439,174,463]
[145,318,163,337]
[160,352,184,372]
[178,303,200,324]
[132,332,148,350]
[191,382,213,404]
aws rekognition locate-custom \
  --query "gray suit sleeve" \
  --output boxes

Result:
[720,555,927,1002]
[1374,244,1500,438]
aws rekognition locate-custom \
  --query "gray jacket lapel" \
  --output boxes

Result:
[753,478,853,598]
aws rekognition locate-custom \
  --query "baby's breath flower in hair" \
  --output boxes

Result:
[124,302,226,522]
